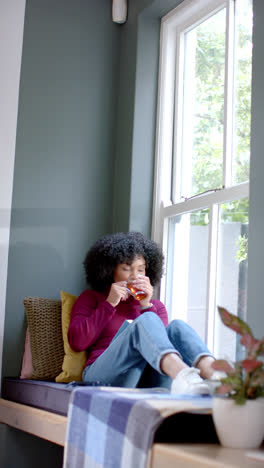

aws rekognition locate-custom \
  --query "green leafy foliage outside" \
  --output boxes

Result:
[189,13,251,227]
[235,234,248,264]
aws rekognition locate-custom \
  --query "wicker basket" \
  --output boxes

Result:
[24,296,64,380]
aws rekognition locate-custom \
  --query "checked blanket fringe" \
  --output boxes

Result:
[63,387,212,468]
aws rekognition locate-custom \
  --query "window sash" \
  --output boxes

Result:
[159,182,249,300]
[162,193,249,356]
[152,0,250,353]
[152,0,233,242]
[152,0,238,244]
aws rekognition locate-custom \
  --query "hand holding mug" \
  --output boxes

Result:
[127,275,153,308]
[106,281,129,307]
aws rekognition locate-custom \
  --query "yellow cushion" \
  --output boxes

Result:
[55,290,87,383]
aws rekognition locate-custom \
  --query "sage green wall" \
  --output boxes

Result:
[112,0,183,236]
[247,0,264,336]
[0,428,64,468]
[1,1,120,466]
[3,0,120,378]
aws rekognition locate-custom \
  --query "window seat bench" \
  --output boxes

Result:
[0,378,262,468]
[0,377,71,445]
[0,396,67,445]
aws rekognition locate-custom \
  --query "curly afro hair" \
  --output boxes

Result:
[83,231,164,292]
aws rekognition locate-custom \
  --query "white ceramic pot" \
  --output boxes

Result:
[213,397,264,449]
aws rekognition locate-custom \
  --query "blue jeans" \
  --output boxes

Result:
[82,312,213,389]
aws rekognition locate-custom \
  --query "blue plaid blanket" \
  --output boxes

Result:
[63,387,212,468]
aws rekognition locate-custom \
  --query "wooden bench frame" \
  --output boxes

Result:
[0,397,263,467]
[0,398,67,445]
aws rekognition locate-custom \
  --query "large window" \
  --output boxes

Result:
[153,0,252,359]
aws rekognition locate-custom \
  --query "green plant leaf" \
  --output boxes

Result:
[232,394,247,405]
[240,334,260,353]
[217,306,253,336]
[222,374,242,390]
[250,369,264,387]
[241,359,263,373]
[216,383,233,395]
[254,388,264,398]
[212,359,236,374]
[258,338,264,356]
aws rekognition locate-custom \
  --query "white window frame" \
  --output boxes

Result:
[152,0,250,352]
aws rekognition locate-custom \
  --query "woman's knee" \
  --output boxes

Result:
[133,311,163,327]
[168,319,188,331]
[166,319,194,339]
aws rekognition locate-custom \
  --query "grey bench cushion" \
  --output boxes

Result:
[2,378,73,415]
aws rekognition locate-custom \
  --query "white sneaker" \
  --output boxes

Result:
[171,367,210,395]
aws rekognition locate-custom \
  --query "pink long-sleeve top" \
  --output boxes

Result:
[68,289,169,368]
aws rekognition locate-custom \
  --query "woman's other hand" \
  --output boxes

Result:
[106,281,129,307]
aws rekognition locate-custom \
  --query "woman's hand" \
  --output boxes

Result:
[131,275,153,308]
[106,281,129,308]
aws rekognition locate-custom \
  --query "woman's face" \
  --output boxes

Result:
[113,255,146,283]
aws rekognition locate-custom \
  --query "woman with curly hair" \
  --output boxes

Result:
[68,232,217,393]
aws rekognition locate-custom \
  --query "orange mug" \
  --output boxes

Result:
[126,283,147,301]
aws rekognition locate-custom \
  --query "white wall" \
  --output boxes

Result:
[0,0,26,382]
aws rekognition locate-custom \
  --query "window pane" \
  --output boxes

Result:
[233,0,253,185]
[166,209,209,341]
[214,198,249,360]
[181,9,226,198]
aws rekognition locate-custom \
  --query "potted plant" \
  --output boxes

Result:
[211,306,264,449]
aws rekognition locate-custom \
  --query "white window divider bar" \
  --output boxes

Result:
[161,182,249,219]
[223,0,235,187]
[206,203,220,350]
